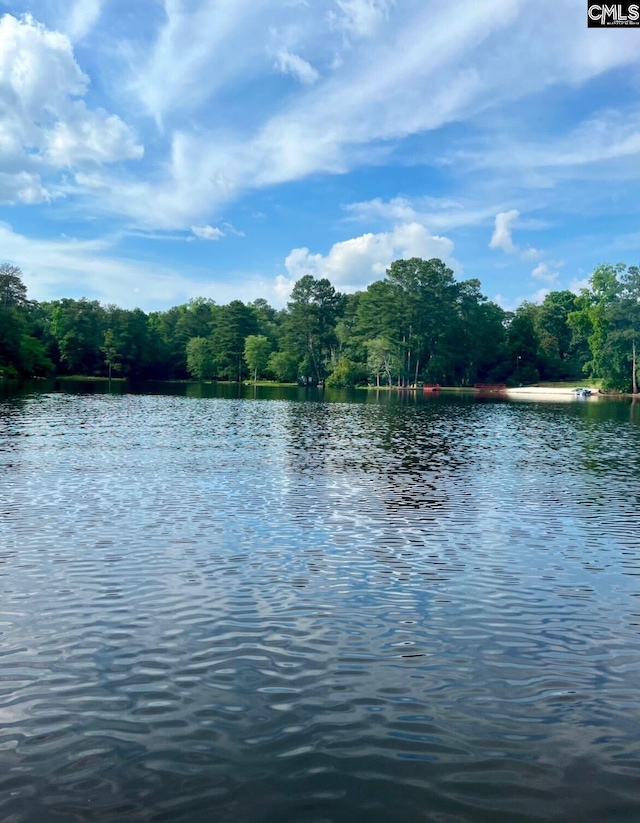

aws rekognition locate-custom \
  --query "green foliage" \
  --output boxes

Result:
[244,334,272,382]
[0,264,53,377]
[186,337,215,380]
[2,256,637,392]
[568,263,640,392]
[325,357,362,388]
[534,290,583,380]
[365,337,397,386]
[209,300,257,381]
[49,298,106,374]
[267,350,299,382]
[0,263,29,310]
[283,275,345,385]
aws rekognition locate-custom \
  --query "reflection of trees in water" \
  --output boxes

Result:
[0,394,29,569]
[280,400,479,516]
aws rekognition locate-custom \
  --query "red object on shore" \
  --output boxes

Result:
[423,384,441,392]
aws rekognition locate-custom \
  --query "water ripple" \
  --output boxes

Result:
[0,390,639,821]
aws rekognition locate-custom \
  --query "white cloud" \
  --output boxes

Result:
[531,262,559,283]
[329,0,393,39]
[0,220,277,309]
[450,108,640,184]
[494,287,551,311]
[191,225,225,241]
[569,277,590,294]
[112,0,530,228]
[276,221,457,297]
[345,195,502,232]
[3,0,640,248]
[45,108,143,167]
[222,222,245,237]
[274,50,319,84]
[0,222,200,308]
[489,209,519,253]
[531,287,551,303]
[0,13,142,202]
[70,0,640,233]
[0,171,50,205]
[133,0,274,123]
[521,247,542,260]
[65,0,104,41]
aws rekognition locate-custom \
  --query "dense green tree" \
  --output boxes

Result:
[568,263,639,392]
[533,291,584,381]
[447,279,507,385]
[244,335,272,382]
[250,299,281,346]
[365,337,397,387]
[101,328,121,380]
[101,307,152,378]
[49,298,106,374]
[325,357,362,388]
[186,337,216,380]
[613,266,640,394]
[506,304,541,385]
[0,265,52,376]
[282,276,345,385]
[0,263,29,310]
[354,280,402,383]
[370,258,459,385]
[267,350,299,382]
[8,255,635,390]
[210,300,257,381]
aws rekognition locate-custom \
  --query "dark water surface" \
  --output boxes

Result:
[1,382,640,822]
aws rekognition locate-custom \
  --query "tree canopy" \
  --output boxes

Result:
[1,259,637,392]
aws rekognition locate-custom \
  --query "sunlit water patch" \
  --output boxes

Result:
[1,387,639,822]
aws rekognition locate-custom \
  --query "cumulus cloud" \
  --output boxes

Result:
[531,262,560,283]
[489,209,519,253]
[274,50,319,84]
[275,222,457,298]
[191,225,225,240]
[0,171,50,205]
[0,13,142,202]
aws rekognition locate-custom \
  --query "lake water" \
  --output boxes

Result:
[1,382,639,823]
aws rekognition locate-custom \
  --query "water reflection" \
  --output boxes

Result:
[0,385,639,822]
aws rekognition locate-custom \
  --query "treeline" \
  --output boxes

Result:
[0,259,638,392]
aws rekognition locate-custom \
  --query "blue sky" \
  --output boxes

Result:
[0,0,639,311]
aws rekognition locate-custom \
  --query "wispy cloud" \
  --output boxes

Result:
[191,225,225,241]
[1,0,640,309]
[329,0,394,39]
[0,221,268,308]
[274,50,319,84]
[65,0,104,41]
[0,221,197,308]
[345,195,500,232]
